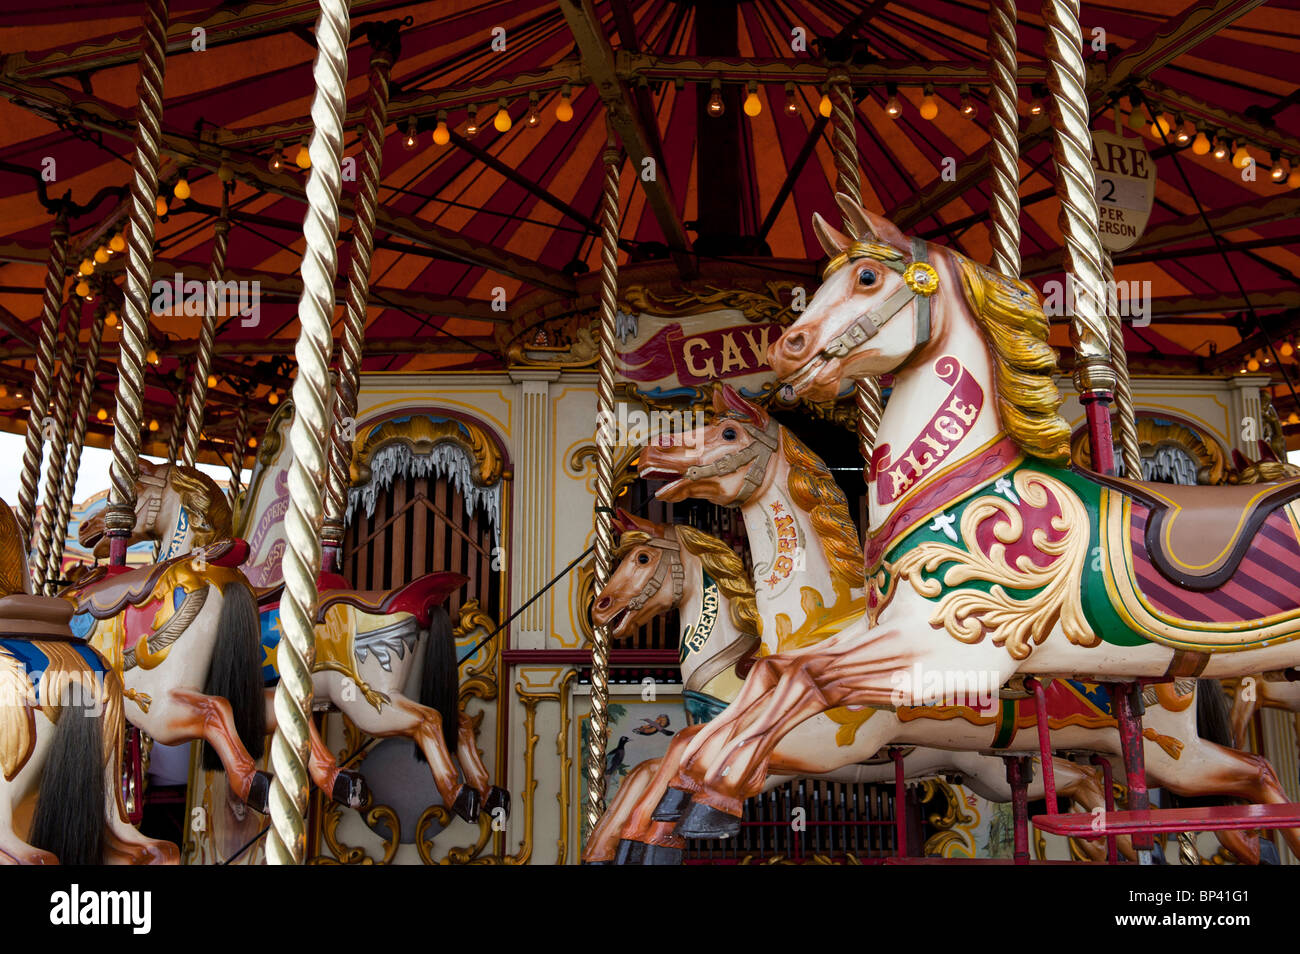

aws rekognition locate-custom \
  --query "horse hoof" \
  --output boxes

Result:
[650,786,692,822]
[484,785,511,818]
[641,844,684,865]
[614,839,647,865]
[674,800,740,840]
[451,786,482,823]
[333,769,369,809]
[246,770,272,814]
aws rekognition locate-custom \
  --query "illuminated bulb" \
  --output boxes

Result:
[1281,341,1294,358]
[268,140,284,172]
[1271,155,1288,182]
[295,141,311,169]
[526,95,540,127]
[110,232,126,252]
[402,118,418,151]
[784,83,798,115]
[465,106,479,136]
[173,177,191,200]
[1191,131,1211,155]
[885,94,902,118]
[248,436,258,448]
[94,245,110,264]
[148,418,159,432]
[79,258,94,276]
[106,311,118,328]
[268,392,279,405]
[1150,113,1172,138]
[1290,165,1300,189]
[919,86,938,121]
[494,99,512,132]
[75,280,90,297]
[1288,412,1300,425]
[1128,104,1145,130]
[1212,138,1228,161]
[96,408,107,421]
[959,87,976,117]
[1175,118,1191,144]
[556,86,574,122]
[155,195,169,217]
[206,373,218,388]
[1233,144,1251,169]
[147,348,159,365]
[818,92,833,118]
[743,83,761,118]
[432,113,450,146]
[708,80,725,117]
[1030,95,1044,116]
[1247,356,1261,372]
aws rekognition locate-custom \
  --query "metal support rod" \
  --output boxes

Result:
[1103,250,1141,477]
[1089,753,1118,864]
[987,0,1022,279]
[50,299,108,577]
[891,747,908,857]
[322,25,399,570]
[1027,676,1058,812]
[584,135,621,839]
[267,0,350,866]
[1114,681,1153,860]
[228,402,250,504]
[178,188,231,469]
[1041,0,1117,476]
[31,306,79,593]
[828,73,884,466]
[1004,755,1031,863]
[105,0,169,566]
[16,208,68,540]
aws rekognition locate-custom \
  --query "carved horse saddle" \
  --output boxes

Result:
[1092,471,1300,590]
[256,571,468,626]
[0,593,76,638]
[65,538,250,620]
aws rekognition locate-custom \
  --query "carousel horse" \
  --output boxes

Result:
[1228,676,1300,755]
[79,459,500,821]
[582,515,1121,864]
[620,383,1300,858]
[0,497,177,864]
[640,196,1300,840]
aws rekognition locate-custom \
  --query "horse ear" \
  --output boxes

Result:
[812,212,851,258]
[853,203,910,252]
[613,508,636,533]
[616,509,656,534]
[717,384,767,428]
[834,193,877,242]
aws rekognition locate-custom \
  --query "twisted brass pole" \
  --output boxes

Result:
[829,74,883,464]
[585,136,621,838]
[1103,250,1141,477]
[164,373,189,464]
[50,298,108,575]
[987,0,1022,279]
[267,0,350,866]
[31,307,79,593]
[105,0,169,565]
[1042,0,1117,473]
[322,28,398,558]
[229,402,250,503]
[16,208,69,541]
[179,189,231,469]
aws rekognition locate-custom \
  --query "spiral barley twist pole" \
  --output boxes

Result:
[32,308,79,593]
[105,0,169,565]
[179,191,231,469]
[16,209,68,541]
[585,138,622,838]
[229,402,250,504]
[50,298,108,574]
[267,0,350,866]
[1103,250,1141,477]
[323,30,398,540]
[829,75,883,464]
[987,0,1022,279]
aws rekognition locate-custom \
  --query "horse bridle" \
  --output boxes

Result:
[625,532,685,613]
[680,415,781,506]
[785,236,939,393]
[137,464,174,537]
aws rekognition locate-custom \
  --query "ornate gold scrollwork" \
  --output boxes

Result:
[618,281,803,326]
[506,317,600,369]
[1072,416,1227,484]
[354,415,506,488]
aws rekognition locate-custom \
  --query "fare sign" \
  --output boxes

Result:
[1090,130,1156,252]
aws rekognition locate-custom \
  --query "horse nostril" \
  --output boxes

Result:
[784,332,807,356]
[596,597,610,609]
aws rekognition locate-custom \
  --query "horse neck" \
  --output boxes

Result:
[737,451,841,640]
[674,548,750,689]
[868,303,1005,533]
[153,490,195,560]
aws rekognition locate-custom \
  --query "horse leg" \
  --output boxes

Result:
[584,758,661,864]
[0,783,57,865]
[454,711,507,817]
[263,689,367,808]
[1229,684,1258,751]
[99,754,179,865]
[159,687,270,812]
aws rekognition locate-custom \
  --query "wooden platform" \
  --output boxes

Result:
[1033,803,1300,838]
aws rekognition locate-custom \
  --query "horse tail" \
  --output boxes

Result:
[29,700,106,865]
[1196,678,1234,748]
[415,606,459,759]
[204,581,266,769]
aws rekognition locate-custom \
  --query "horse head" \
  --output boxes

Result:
[78,459,232,558]
[769,194,950,400]
[637,385,780,506]
[592,510,684,639]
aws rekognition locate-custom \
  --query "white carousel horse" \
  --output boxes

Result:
[0,497,177,864]
[639,196,1300,839]
[620,381,1300,857]
[582,514,1120,864]
[1228,676,1300,755]
[234,403,506,822]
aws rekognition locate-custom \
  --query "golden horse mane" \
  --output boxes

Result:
[0,498,26,597]
[952,253,1071,463]
[169,466,233,547]
[779,431,865,592]
[616,525,760,638]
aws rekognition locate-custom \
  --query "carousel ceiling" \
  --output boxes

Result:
[0,0,1297,464]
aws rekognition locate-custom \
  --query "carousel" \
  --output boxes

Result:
[0,0,1297,869]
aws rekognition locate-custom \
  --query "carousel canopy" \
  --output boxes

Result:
[0,0,1297,464]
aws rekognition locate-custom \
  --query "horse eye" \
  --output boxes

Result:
[722,427,738,441]
[858,269,877,287]
[637,553,650,564]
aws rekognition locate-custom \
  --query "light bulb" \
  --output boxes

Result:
[466,107,479,136]
[206,373,218,387]
[708,80,725,117]
[1174,118,1191,144]
[94,245,110,264]
[1247,357,1261,372]
[1289,412,1300,425]
[1289,165,1300,189]
[1128,104,1146,130]
[432,119,449,145]
[1271,156,1288,181]
[402,118,418,150]
[79,258,94,276]
[1191,131,1211,155]
[173,177,191,200]
[959,87,976,117]
[75,280,90,297]
[1150,113,1172,138]
[1030,98,1044,116]
[1233,144,1251,169]
[110,233,125,252]
[556,87,574,122]
[527,95,540,127]
[148,418,159,432]
[1281,341,1294,358]
[743,84,761,118]
[147,348,159,365]
[1212,138,1228,161]
[818,92,833,118]
[295,143,311,169]
[155,195,169,217]
[494,101,512,132]
[919,87,938,121]
[248,437,258,448]
[96,408,107,421]
[886,94,902,118]
[784,83,798,115]
[106,311,118,328]
[268,392,279,405]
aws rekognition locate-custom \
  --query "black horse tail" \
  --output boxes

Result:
[415,606,459,759]
[204,581,267,769]
[1196,678,1234,747]
[30,701,106,864]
